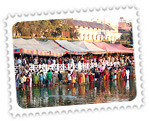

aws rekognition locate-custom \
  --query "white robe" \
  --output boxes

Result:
[126,70,130,90]
[29,73,32,87]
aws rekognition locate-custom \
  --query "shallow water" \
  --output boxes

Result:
[17,82,136,108]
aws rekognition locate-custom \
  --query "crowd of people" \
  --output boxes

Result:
[14,54,133,66]
[15,54,135,93]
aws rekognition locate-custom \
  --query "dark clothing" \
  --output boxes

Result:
[74,59,77,64]
[43,59,45,64]
[58,73,63,80]
[129,66,133,75]
[95,72,100,78]
[127,59,131,66]
[29,58,34,64]
[45,59,48,64]
[26,58,29,64]
[22,60,26,66]
[40,59,44,65]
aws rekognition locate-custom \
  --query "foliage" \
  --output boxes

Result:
[120,30,133,44]
[12,19,79,39]
[120,33,130,40]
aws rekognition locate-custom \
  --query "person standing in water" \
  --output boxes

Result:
[67,71,72,85]
[34,72,39,86]
[15,73,20,90]
[39,72,44,87]
[105,67,109,93]
[20,74,25,91]
[28,71,32,88]
[71,71,76,87]
[81,71,85,85]
[89,70,94,83]
[52,71,57,87]
[78,71,82,85]
[26,75,30,89]
[121,67,126,91]
[85,70,89,84]
[43,72,46,86]
[58,71,63,85]
[47,70,52,86]
[126,68,130,90]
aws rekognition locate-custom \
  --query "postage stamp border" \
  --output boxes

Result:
[4,5,144,117]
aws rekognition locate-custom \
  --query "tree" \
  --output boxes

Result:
[120,33,129,40]
[12,19,79,39]
[64,19,80,38]
[128,22,133,43]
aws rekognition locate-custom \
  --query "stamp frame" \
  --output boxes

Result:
[4,6,143,117]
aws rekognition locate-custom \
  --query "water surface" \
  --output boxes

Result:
[17,82,136,108]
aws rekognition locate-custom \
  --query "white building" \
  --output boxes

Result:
[64,19,122,42]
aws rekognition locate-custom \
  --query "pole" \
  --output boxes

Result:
[21,48,22,66]
[103,16,106,40]
[37,50,38,59]
[70,53,72,58]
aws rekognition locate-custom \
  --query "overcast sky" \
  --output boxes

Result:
[75,9,133,25]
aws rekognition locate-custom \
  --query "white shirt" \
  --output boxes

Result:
[52,59,56,64]
[21,78,24,83]
[34,59,38,65]
[126,70,130,77]
[70,69,73,74]
[18,59,21,64]
[102,65,105,70]
[67,73,71,80]
[110,62,113,67]
[116,61,120,66]
[114,62,117,67]
[78,61,81,72]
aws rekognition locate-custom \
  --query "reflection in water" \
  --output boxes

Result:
[17,82,136,108]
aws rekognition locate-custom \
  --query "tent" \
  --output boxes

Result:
[13,38,51,56]
[72,41,105,54]
[13,38,69,57]
[38,40,68,57]
[108,44,133,53]
[54,40,89,55]
[93,42,120,53]
[13,46,21,53]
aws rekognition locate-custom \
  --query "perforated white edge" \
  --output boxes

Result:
[4,6,144,118]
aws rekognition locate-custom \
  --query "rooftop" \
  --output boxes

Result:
[64,19,115,30]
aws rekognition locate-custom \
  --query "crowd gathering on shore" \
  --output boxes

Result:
[14,54,134,66]
[15,54,135,93]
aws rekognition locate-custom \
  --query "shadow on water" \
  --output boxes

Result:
[17,81,136,108]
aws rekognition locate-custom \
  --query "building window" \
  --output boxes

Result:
[107,36,109,40]
[96,35,98,40]
[83,34,85,40]
[111,36,113,41]
[92,35,94,40]
[87,34,90,40]
[114,36,116,41]
[100,35,101,40]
